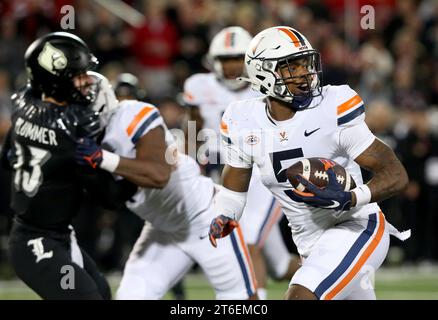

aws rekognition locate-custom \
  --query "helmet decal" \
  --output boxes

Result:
[25,32,99,105]
[224,31,235,48]
[277,27,303,47]
[251,36,264,55]
[37,42,68,75]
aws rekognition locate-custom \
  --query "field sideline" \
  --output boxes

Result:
[0,266,437,300]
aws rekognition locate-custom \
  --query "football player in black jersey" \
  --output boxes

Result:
[0,32,134,300]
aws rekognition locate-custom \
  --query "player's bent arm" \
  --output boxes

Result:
[353,138,409,206]
[113,126,172,188]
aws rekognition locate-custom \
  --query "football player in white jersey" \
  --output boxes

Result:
[208,26,410,300]
[75,72,258,300]
[183,26,300,299]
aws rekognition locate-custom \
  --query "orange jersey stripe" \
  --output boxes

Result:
[220,120,229,134]
[336,95,362,115]
[278,27,301,47]
[236,225,258,290]
[126,106,155,136]
[324,212,385,300]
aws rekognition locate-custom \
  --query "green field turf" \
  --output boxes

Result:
[0,266,437,300]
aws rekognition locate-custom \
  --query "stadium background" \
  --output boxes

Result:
[0,0,437,299]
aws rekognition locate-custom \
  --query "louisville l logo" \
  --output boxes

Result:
[37,42,68,75]
[27,237,53,263]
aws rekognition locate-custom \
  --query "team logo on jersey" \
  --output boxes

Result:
[27,237,53,263]
[279,130,288,142]
[245,134,260,145]
[38,42,68,75]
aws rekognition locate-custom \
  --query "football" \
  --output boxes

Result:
[286,157,356,192]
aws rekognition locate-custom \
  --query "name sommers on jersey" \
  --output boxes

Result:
[220,84,382,257]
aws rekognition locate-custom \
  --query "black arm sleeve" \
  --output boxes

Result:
[0,129,12,171]
[76,167,138,210]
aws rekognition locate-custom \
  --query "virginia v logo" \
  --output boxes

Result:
[27,237,53,263]
[38,42,68,75]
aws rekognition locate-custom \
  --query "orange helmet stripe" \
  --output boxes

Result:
[224,31,232,48]
[278,27,301,47]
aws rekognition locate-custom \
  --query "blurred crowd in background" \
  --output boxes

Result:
[1,0,438,278]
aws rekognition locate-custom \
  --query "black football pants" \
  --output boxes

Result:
[8,219,111,300]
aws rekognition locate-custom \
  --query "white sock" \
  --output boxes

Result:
[257,288,267,300]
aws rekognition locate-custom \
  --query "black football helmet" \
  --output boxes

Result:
[24,32,98,105]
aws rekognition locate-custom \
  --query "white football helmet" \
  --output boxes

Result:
[208,26,252,91]
[87,71,119,129]
[241,26,322,109]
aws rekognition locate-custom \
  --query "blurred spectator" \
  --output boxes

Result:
[0,18,27,85]
[364,100,405,260]
[384,0,421,47]
[396,105,438,262]
[158,97,186,130]
[0,69,12,278]
[13,0,58,40]
[173,0,209,74]
[0,70,12,145]
[130,0,179,100]
[321,36,352,86]
[89,8,130,67]
[358,33,394,101]
[366,100,397,148]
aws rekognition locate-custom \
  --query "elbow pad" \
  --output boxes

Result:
[212,186,247,221]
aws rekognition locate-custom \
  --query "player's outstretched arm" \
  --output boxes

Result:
[114,126,172,188]
[354,138,409,206]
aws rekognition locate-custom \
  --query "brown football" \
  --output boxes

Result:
[286,157,356,192]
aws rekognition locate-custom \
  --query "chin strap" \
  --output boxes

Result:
[291,94,313,110]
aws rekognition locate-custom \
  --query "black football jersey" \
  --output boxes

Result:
[8,86,102,232]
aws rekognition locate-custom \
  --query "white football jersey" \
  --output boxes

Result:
[221,85,381,257]
[103,100,215,233]
[183,73,260,153]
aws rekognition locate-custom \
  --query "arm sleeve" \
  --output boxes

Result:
[182,76,203,108]
[339,122,376,159]
[124,103,165,144]
[220,106,253,169]
[336,85,376,159]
